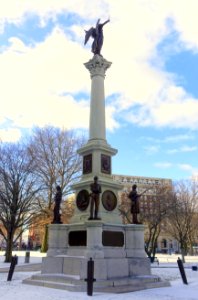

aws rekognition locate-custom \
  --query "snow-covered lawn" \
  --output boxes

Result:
[0,252,198,300]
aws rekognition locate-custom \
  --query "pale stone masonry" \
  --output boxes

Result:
[23,54,170,292]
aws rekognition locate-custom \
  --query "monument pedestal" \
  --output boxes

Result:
[23,222,169,292]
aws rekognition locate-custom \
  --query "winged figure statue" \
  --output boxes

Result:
[84,18,110,55]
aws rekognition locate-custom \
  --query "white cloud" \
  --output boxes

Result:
[148,95,198,129]
[144,145,160,155]
[0,0,109,29]
[167,145,198,154]
[154,161,198,178]
[0,28,91,130]
[177,163,198,179]
[139,133,195,144]
[106,105,120,131]
[169,1,198,51]
[104,1,198,129]
[180,145,197,152]
[167,148,178,154]
[0,128,22,142]
[163,134,195,143]
[178,163,193,171]
[1,0,198,140]
[154,162,172,169]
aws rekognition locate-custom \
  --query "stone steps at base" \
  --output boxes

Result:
[23,274,170,293]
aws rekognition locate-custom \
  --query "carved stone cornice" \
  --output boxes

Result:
[84,54,112,78]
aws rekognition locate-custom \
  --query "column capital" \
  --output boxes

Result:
[84,54,112,77]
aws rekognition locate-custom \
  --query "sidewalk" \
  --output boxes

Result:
[0,263,41,273]
[0,250,44,273]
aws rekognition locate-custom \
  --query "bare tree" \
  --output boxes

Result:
[167,180,198,262]
[61,195,75,224]
[27,126,84,251]
[142,184,172,261]
[0,143,39,262]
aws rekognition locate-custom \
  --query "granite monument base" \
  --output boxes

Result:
[23,222,169,292]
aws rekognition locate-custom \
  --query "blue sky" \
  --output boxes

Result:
[1,0,198,181]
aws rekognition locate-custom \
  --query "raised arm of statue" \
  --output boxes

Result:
[100,19,110,27]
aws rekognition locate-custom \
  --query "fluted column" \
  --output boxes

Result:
[84,55,111,141]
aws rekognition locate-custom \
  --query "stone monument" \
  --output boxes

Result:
[24,19,169,293]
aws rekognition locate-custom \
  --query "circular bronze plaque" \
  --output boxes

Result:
[76,190,90,211]
[102,190,117,211]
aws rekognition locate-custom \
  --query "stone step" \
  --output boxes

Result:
[23,273,170,293]
[23,278,86,292]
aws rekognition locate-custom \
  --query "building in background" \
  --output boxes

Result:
[113,174,180,254]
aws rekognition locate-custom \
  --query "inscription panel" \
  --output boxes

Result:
[102,231,124,247]
[69,231,87,246]
[83,154,92,174]
[101,154,111,174]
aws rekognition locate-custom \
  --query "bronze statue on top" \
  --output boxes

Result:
[88,176,102,220]
[84,19,110,55]
[52,185,62,224]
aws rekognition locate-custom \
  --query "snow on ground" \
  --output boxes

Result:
[0,250,45,265]
[0,252,198,300]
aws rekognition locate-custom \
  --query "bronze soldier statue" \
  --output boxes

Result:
[52,185,62,224]
[84,18,110,55]
[88,176,102,220]
[128,184,141,224]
